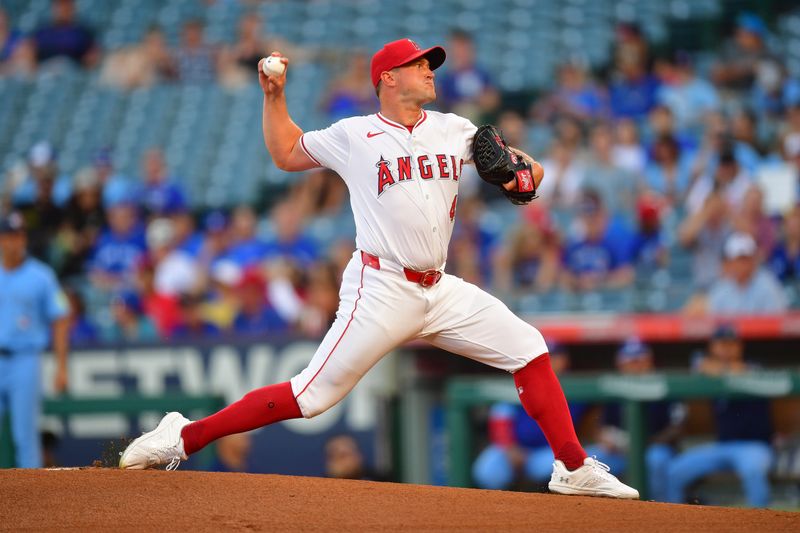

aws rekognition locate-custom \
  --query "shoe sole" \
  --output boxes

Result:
[119,412,184,470]
[548,482,639,499]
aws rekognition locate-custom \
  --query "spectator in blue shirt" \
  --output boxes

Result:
[610,70,660,121]
[93,147,134,210]
[767,205,800,281]
[667,324,774,507]
[609,25,659,121]
[100,290,159,343]
[137,148,188,218]
[532,60,608,122]
[64,287,97,346]
[562,190,634,291]
[321,52,378,121]
[197,209,231,271]
[224,205,269,268]
[232,268,289,335]
[656,52,720,140]
[32,0,99,68]
[263,201,319,269]
[437,29,499,123]
[89,199,146,291]
[171,208,204,258]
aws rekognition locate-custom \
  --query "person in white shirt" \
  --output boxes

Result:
[686,145,753,215]
[707,232,788,314]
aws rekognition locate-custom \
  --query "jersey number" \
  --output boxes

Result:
[449,194,458,222]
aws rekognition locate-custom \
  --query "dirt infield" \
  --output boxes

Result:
[0,469,797,532]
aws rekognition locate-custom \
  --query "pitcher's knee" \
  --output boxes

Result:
[292,381,349,419]
[294,393,334,418]
[291,362,363,419]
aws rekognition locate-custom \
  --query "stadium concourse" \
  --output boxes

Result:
[1,469,798,532]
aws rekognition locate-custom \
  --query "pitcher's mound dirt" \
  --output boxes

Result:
[0,469,797,532]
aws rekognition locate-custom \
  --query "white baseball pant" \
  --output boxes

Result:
[290,250,548,417]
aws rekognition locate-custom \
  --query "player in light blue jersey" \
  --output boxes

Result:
[0,212,69,468]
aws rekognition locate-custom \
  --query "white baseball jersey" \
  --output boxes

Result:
[289,108,547,419]
[300,110,475,271]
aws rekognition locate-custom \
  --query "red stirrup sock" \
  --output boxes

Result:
[514,353,587,471]
[181,381,302,455]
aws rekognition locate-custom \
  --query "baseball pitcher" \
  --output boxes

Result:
[120,38,637,499]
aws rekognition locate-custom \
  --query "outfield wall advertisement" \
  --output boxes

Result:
[37,339,397,476]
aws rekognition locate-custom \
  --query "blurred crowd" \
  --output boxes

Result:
[439,17,800,318]
[1,134,353,344]
[3,1,800,346]
[0,0,309,89]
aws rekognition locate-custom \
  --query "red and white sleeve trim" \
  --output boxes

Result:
[299,134,323,167]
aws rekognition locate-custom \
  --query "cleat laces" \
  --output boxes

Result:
[586,457,615,484]
[165,457,181,471]
[150,443,184,470]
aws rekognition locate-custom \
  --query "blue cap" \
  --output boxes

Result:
[162,193,187,214]
[712,323,738,340]
[204,210,228,232]
[104,180,138,209]
[146,187,187,215]
[737,13,767,38]
[112,291,142,314]
[0,212,26,234]
[616,336,650,363]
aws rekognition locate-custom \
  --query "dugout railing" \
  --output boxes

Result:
[445,371,800,499]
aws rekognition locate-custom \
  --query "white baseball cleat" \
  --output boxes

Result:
[548,457,640,499]
[119,412,191,470]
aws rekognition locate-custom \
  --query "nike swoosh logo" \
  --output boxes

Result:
[367,131,385,138]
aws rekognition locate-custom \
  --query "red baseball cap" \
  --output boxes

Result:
[637,196,661,224]
[370,38,446,88]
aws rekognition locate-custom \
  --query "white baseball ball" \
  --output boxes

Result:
[262,56,286,77]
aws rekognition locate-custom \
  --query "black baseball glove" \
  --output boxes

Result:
[472,124,538,205]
